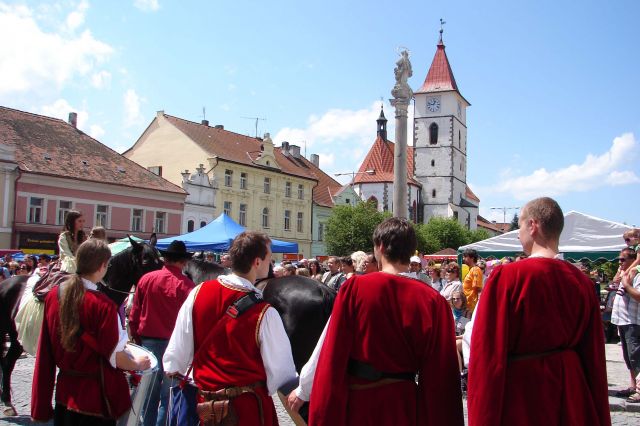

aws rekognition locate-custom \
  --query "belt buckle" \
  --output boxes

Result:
[226,305,239,318]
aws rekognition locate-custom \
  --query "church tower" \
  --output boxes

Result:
[413,29,477,228]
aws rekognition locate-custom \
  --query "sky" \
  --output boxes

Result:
[1,0,639,226]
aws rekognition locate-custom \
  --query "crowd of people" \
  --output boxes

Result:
[2,200,636,425]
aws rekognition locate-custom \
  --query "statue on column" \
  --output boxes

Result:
[392,49,413,101]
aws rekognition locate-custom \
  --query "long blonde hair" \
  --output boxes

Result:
[59,239,111,351]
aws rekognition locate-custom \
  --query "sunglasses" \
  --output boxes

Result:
[452,297,462,301]
[625,238,632,243]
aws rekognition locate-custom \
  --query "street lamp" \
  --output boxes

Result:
[334,169,375,183]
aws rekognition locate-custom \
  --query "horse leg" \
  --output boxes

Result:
[0,325,23,416]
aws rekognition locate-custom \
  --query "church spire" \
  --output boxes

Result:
[376,104,387,140]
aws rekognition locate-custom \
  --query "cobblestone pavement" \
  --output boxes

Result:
[2,343,640,425]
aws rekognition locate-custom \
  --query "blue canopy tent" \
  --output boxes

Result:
[155,213,299,253]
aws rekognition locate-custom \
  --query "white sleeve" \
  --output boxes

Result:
[294,317,330,401]
[462,303,478,367]
[109,316,129,369]
[258,307,298,395]
[163,288,197,375]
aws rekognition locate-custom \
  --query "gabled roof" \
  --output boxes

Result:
[295,156,345,208]
[477,216,508,234]
[0,106,185,194]
[352,135,420,186]
[162,114,317,181]
[465,186,480,203]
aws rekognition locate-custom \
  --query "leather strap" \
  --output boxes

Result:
[347,358,415,382]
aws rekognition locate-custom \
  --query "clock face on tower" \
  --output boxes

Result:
[426,97,441,113]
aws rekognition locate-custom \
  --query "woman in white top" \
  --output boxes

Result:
[440,262,463,301]
[58,211,86,274]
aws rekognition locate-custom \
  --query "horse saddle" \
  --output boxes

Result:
[33,262,68,301]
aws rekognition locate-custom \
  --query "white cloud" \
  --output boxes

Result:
[134,0,160,12]
[40,98,88,128]
[91,70,112,89]
[484,133,639,200]
[89,124,105,139]
[0,3,113,96]
[123,89,143,127]
[65,0,89,32]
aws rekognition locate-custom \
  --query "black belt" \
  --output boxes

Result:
[347,359,415,382]
[508,347,572,362]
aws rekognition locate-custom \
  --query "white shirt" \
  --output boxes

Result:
[81,278,127,368]
[163,274,297,395]
[294,318,330,401]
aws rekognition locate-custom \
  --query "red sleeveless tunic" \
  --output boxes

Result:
[192,279,278,426]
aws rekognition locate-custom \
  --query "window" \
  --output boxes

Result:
[29,197,44,223]
[297,212,303,233]
[262,208,269,228]
[187,220,195,232]
[200,221,206,228]
[432,189,436,198]
[240,172,247,189]
[57,200,72,225]
[96,205,108,227]
[285,181,292,197]
[148,166,162,176]
[224,201,232,216]
[318,222,324,242]
[132,209,143,232]
[431,159,435,167]
[239,204,247,226]
[458,130,461,147]
[345,198,350,205]
[154,211,166,233]
[264,177,271,194]
[429,123,438,145]
[298,184,304,200]
[284,210,291,231]
[224,169,233,187]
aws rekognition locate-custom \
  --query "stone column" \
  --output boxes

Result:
[390,49,413,219]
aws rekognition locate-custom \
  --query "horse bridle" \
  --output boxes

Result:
[98,280,136,295]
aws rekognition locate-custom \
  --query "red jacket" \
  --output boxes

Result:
[129,265,195,341]
[32,288,130,421]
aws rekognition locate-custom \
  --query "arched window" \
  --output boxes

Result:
[187,220,194,232]
[262,208,269,228]
[368,196,378,209]
[432,189,436,198]
[429,123,438,145]
[200,221,206,228]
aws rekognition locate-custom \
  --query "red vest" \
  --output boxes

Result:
[192,279,270,391]
[32,288,131,421]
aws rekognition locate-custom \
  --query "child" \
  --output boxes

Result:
[623,229,640,281]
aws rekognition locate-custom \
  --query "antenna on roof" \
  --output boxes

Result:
[241,116,266,138]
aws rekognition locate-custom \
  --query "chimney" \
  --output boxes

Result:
[281,141,290,154]
[214,124,224,130]
[290,145,301,158]
[68,112,78,128]
[310,154,319,167]
[201,119,209,126]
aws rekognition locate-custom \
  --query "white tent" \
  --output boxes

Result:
[459,211,632,261]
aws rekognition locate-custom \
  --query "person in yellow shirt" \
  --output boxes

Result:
[462,249,483,312]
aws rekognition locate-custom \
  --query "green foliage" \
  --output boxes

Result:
[325,202,391,256]
[510,213,520,231]
[415,223,440,254]
[420,217,471,252]
[468,228,491,244]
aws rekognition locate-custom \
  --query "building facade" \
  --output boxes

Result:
[0,143,17,248]
[181,164,217,233]
[125,112,317,257]
[0,106,186,253]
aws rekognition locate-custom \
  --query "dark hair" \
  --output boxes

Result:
[341,256,353,267]
[309,259,321,274]
[63,210,86,248]
[621,247,635,261]
[446,263,460,277]
[462,249,479,263]
[372,217,417,264]
[59,239,111,351]
[229,231,271,274]
[449,290,467,309]
[522,197,564,240]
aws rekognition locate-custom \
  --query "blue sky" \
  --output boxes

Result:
[1,0,638,226]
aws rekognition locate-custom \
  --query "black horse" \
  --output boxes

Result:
[0,235,162,414]
[183,259,336,372]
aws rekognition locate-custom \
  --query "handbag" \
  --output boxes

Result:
[167,291,263,426]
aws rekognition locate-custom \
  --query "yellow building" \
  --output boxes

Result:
[125,112,316,257]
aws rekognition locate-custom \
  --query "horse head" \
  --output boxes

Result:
[100,233,163,306]
[183,258,226,285]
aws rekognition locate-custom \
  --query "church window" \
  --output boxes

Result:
[431,159,435,167]
[187,220,194,233]
[429,123,438,145]
[200,221,206,228]
[432,189,436,198]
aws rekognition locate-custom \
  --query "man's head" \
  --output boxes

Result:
[299,258,309,269]
[220,254,232,268]
[623,229,640,247]
[364,253,378,274]
[229,231,272,279]
[372,217,417,264]
[273,265,284,277]
[160,240,193,267]
[326,256,341,274]
[462,249,479,266]
[204,252,215,263]
[518,197,564,254]
[409,256,422,272]
[619,247,636,271]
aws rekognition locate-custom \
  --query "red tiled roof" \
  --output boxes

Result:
[163,114,317,182]
[352,136,420,186]
[295,156,344,208]
[477,215,509,233]
[0,106,185,194]
[416,41,459,94]
[465,186,480,203]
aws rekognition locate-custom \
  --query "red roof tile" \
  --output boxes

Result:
[163,114,317,182]
[0,106,185,194]
[465,186,480,203]
[477,215,508,233]
[416,41,459,94]
[295,156,344,208]
[352,136,420,186]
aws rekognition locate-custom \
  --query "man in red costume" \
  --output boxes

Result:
[307,217,464,426]
[163,231,297,425]
[467,197,610,426]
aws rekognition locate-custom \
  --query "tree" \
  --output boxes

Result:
[415,223,441,254]
[467,228,490,244]
[421,217,470,251]
[509,213,520,231]
[325,202,391,256]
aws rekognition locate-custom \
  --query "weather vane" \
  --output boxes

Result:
[439,18,446,42]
